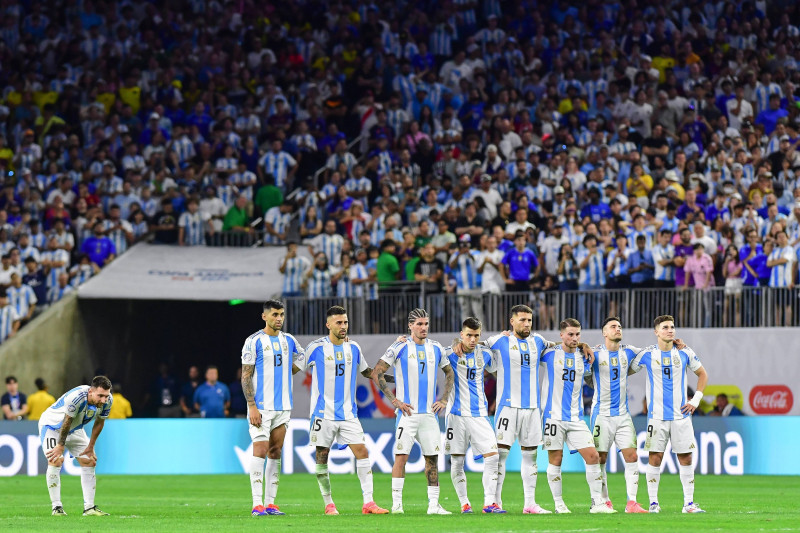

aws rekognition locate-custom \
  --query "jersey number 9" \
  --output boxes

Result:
[663,367,671,380]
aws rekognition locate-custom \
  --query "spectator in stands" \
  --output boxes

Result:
[222,194,251,234]
[0,290,20,343]
[46,272,73,305]
[1,376,27,420]
[151,198,179,244]
[193,366,230,419]
[502,230,538,292]
[685,243,716,327]
[180,366,202,418]
[709,393,744,417]
[108,383,133,419]
[146,363,181,418]
[80,223,116,267]
[26,377,55,421]
[7,272,36,324]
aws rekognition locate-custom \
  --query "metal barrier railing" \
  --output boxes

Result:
[276,286,800,335]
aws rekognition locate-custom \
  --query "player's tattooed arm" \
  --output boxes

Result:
[362,366,395,383]
[242,364,262,427]
[374,360,411,415]
[432,365,454,414]
[57,415,72,446]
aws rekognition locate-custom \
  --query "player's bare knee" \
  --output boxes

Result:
[548,450,563,466]
[676,453,692,466]
[621,448,638,463]
[584,449,600,464]
[649,452,663,466]
[253,441,268,459]
[49,457,64,468]
[350,444,368,460]
[598,452,608,464]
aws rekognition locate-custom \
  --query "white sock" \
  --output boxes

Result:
[391,477,404,507]
[250,456,265,507]
[356,458,373,504]
[315,463,333,505]
[547,464,563,504]
[81,466,96,510]
[450,456,470,506]
[624,461,640,502]
[427,485,440,507]
[265,458,281,505]
[646,464,661,504]
[46,465,62,508]
[495,448,509,507]
[600,462,609,501]
[586,463,602,504]
[679,464,695,505]
[521,449,538,508]
[482,454,499,507]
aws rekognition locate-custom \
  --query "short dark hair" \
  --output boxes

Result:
[510,304,533,317]
[34,377,46,390]
[654,314,674,329]
[91,375,112,390]
[5,376,17,384]
[559,318,581,331]
[263,299,285,312]
[602,316,621,329]
[462,317,482,331]
[327,305,347,318]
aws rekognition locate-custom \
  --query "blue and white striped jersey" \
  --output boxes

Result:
[263,207,291,245]
[575,248,606,287]
[589,345,643,419]
[768,246,795,287]
[101,219,133,255]
[652,244,675,281]
[541,347,592,422]
[178,211,207,246]
[486,333,548,411]
[380,339,448,414]
[445,346,495,417]
[630,345,703,421]
[304,337,368,421]
[241,330,305,411]
[309,233,344,267]
[449,250,481,290]
[47,285,74,304]
[39,385,112,433]
[281,255,310,295]
[6,285,37,317]
[69,264,94,287]
[306,268,333,298]
[0,304,20,342]
[259,151,297,189]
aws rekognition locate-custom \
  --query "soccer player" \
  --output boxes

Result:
[444,317,505,514]
[373,308,454,515]
[241,299,306,516]
[588,317,650,513]
[303,305,391,515]
[541,318,614,514]
[38,376,113,516]
[630,315,708,514]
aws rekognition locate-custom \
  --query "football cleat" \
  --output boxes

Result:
[265,504,285,515]
[682,502,706,513]
[523,504,552,514]
[82,506,110,516]
[391,503,404,514]
[482,503,507,513]
[625,501,648,513]
[461,503,474,514]
[649,502,661,514]
[427,503,452,515]
[554,502,572,514]
[590,502,617,514]
[324,503,339,515]
[362,501,389,514]
[52,506,67,516]
[605,500,615,510]
[252,505,268,516]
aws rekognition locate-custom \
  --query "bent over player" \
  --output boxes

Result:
[241,299,306,516]
[303,305,392,515]
[39,376,113,516]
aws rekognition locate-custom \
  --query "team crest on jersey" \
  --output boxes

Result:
[621,358,628,368]
[545,440,551,447]
[445,443,451,452]
[397,443,403,451]
[467,358,475,368]
[311,435,317,443]
[566,358,574,368]
[662,356,671,366]
[672,356,680,367]
[419,351,426,360]
[497,432,504,440]
[610,357,618,366]
[346,354,352,363]
[273,342,281,351]
[336,352,344,361]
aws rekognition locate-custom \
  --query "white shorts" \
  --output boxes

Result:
[309,417,365,448]
[39,426,90,459]
[645,417,695,454]
[590,414,637,452]
[542,419,595,451]
[395,413,441,456]
[444,414,497,456]
[494,406,542,448]
[249,410,290,442]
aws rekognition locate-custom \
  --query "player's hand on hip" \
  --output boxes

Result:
[431,400,446,414]
[45,444,65,463]
[248,406,262,427]
[392,398,414,416]
[680,403,696,415]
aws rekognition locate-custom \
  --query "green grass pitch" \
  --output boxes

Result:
[1,473,798,532]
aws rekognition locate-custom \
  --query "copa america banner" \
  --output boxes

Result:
[292,327,798,417]
[78,243,288,301]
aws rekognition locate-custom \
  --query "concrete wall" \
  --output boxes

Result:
[0,293,94,396]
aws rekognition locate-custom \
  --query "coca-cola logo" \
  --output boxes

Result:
[749,386,793,414]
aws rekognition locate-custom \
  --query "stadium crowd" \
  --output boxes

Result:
[0,0,799,345]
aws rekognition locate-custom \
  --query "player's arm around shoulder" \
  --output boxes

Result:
[628,346,653,375]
